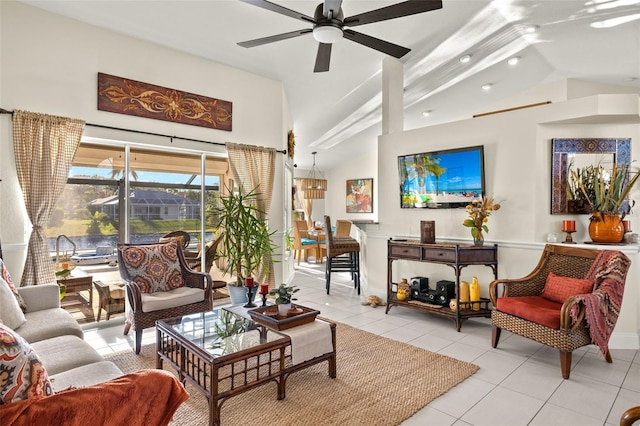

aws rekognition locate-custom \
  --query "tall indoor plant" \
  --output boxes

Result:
[571,163,640,242]
[215,185,277,303]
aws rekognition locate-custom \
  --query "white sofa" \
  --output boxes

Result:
[7,283,123,391]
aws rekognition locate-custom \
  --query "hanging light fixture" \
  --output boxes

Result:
[301,151,327,199]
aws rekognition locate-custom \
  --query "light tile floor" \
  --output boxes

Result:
[83,260,640,426]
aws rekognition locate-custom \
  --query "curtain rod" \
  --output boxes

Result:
[0,108,287,155]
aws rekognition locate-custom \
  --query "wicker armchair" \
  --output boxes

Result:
[489,244,629,379]
[159,230,191,249]
[621,406,640,426]
[185,233,224,273]
[118,241,212,353]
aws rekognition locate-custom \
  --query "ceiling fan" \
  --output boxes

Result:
[238,0,443,72]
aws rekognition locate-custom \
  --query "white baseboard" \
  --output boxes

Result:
[609,332,640,350]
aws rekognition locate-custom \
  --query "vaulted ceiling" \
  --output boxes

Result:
[21,0,640,169]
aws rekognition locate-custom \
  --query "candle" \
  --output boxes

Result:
[562,220,576,232]
[245,277,254,288]
[623,220,631,233]
[260,283,269,295]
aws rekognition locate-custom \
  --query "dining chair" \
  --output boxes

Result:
[293,220,317,265]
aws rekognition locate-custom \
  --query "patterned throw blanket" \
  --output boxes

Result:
[570,250,631,358]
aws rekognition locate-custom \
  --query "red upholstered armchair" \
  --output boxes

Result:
[621,405,640,426]
[489,244,630,379]
[118,241,212,353]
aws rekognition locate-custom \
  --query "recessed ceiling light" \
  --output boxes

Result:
[508,56,520,66]
[481,83,492,91]
[524,24,539,33]
[422,110,432,117]
[459,54,472,63]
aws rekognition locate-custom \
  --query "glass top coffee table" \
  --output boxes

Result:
[156,308,291,426]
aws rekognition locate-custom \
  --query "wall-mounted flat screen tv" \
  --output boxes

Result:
[398,145,485,208]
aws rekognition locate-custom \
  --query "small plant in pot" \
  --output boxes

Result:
[269,283,299,317]
[215,185,277,304]
[284,228,294,259]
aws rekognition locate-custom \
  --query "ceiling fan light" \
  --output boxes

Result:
[313,26,342,44]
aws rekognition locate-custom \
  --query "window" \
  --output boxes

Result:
[46,142,227,256]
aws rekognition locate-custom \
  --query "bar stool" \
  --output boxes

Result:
[323,215,360,295]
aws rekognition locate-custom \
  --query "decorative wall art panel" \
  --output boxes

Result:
[97,73,232,131]
[346,178,373,213]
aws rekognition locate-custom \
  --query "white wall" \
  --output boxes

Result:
[330,81,640,348]
[0,1,290,285]
[325,149,378,224]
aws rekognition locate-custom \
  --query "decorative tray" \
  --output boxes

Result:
[248,304,319,331]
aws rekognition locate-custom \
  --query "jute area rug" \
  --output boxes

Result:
[105,321,478,426]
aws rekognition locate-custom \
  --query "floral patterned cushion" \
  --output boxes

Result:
[540,272,595,304]
[0,259,26,313]
[120,242,185,294]
[0,323,54,404]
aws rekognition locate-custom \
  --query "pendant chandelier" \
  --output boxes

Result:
[301,152,327,199]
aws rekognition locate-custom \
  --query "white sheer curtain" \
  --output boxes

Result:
[225,142,276,287]
[12,110,84,285]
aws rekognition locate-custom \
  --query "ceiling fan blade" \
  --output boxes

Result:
[238,29,312,48]
[343,29,410,58]
[239,0,316,24]
[314,43,332,73]
[344,0,442,27]
[323,0,343,18]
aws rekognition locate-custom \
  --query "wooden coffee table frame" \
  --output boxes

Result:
[156,311,337,426]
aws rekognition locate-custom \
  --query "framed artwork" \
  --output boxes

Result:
[346,178,373,213]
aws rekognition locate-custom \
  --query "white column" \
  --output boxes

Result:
[381,57,404,135]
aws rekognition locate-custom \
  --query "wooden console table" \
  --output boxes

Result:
[386,239,498,331]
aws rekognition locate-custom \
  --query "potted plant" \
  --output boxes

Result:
[269,283,299,316]
[567,163,597,214]
[284,228,294,259]
[215,185,277,304]
[570,162,640,242]
[210,310,249,354]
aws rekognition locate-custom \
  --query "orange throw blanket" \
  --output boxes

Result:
[0,370,188,426]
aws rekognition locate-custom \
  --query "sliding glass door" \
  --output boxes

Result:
[46,142,226,258]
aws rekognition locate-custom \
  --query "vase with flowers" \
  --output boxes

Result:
[462,196,502,246]
[570,162,640,243]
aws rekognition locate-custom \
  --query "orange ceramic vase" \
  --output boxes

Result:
[588,212,624,243]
